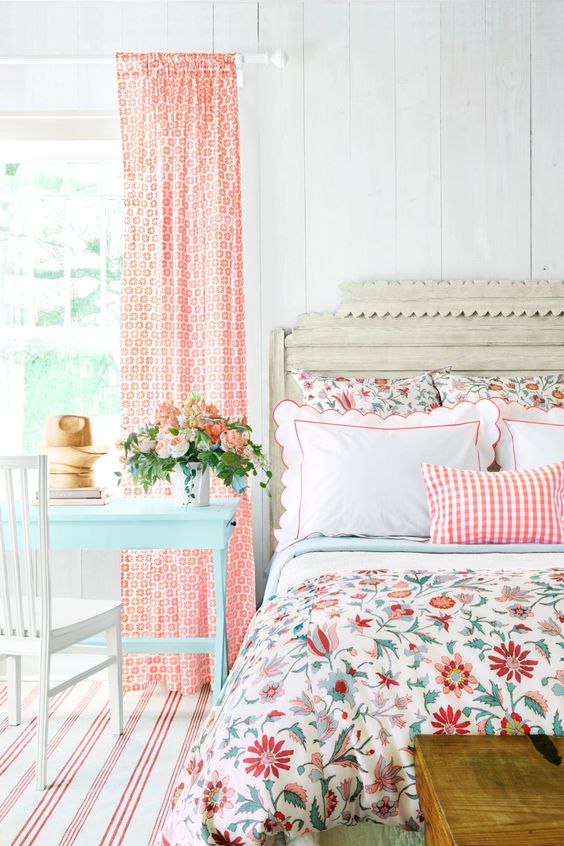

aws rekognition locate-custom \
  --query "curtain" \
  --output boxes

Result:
[116,53,255,694]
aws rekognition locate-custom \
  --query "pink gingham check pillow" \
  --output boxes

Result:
[421,461,564,545]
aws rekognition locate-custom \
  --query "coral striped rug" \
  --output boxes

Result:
[0,681,210,846]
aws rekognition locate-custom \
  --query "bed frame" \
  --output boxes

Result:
[269,279,564,536]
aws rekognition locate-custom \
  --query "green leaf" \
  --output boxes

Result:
[331,727,352,761]
[467,638,486,650]
[553,711,563,736]
[236,786,263,815]
[413,630,438,645]
[283,787,306,809]
[402,817,421,833]
[310,798,325,831]
[475,682,503,708]
[524,695,546,718]
[350,778,364,803]
[446,641,456,655]
[374,638,399,658]
[530,639,551,661]
[484,718,495,736]
[423,690,439,711]
[409,719,425,741]
[286,723,307,747]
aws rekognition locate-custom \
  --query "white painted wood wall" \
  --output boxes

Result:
[2,0,564,601]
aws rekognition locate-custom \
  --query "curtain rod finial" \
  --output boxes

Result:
[269,49,287,70]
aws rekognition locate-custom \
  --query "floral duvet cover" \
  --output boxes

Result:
[161,567,564,846]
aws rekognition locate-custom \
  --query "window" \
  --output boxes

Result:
[0,140,123,480]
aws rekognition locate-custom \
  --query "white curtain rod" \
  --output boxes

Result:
[0,51,287,88]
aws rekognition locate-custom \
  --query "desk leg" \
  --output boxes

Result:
[213,548,228,703]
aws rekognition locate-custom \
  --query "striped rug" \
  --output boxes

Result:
[0,681,210,846]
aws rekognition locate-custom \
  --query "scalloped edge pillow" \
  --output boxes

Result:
[292,369,441,415]
[273,399,500,551]
[496,402,564,470]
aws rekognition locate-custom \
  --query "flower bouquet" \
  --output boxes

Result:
[117,392,271,506]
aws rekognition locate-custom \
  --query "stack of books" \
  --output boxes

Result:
[37,487,112,506]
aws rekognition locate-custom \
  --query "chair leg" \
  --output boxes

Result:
[7,656,21,726]
[106,621,123,735]
[36,650,50,790]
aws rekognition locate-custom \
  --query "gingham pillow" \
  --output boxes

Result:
[421,461,564,545]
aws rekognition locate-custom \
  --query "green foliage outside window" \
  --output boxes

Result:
[21,349,119,453]
[0,159,123,454]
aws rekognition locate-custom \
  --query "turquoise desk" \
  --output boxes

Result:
[21,497,240,703]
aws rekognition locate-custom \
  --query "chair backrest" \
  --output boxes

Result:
[0,455,50,640]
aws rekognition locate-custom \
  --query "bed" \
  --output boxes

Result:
[160,280,564,846]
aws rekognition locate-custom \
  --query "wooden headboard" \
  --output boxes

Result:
[269,279,564,537]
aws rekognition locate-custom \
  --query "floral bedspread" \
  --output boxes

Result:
[161,568,564,846]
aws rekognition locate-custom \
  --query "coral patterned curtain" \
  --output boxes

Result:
[116,53,255,693]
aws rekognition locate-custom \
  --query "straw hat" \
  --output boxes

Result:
[40,415,108,489]
[44,415,97,448]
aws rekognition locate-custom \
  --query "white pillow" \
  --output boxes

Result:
[495,402,564,470]
[273,399,500,551]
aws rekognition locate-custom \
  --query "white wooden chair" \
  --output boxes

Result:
[0,455,123,789]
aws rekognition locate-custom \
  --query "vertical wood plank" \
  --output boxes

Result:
[50,551,82,599]
[29,1,79,110]
[0,1,40,54]
[396,1,441,278]
[81,550,121,600]
[167,2,213,52]
[485,0,530,277]
[78,0,123,55]
[350,1,396,280]
[122,1,168,52]
[213,2,265,598]
[259,2,306,331]
[441,0,487,278]
[258,2,305,583]
[0,66,33,110]
[77,0,123,110]
[532,1,564,278]
[304,0,350,313]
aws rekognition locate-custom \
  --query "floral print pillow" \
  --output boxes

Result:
[434,371,564,409]
[292,370,441,415]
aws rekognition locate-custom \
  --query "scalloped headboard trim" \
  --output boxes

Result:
[337,279,564,318]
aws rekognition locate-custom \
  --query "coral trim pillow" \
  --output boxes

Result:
[273,399,500,551]
[421,461,564,545]
[495,402,564,470]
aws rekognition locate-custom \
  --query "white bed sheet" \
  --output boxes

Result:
[276,549,564,593]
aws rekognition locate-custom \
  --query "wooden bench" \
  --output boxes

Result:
[415,734,564,846]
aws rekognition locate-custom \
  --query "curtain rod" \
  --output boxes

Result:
[0,51,288,88]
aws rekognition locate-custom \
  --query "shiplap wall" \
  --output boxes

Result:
[2,0,564,602]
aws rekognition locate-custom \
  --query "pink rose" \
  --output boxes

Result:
[139,437,156,453]
[169,435,189,458]
[156,438,171,458]
[220,429,249,455]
